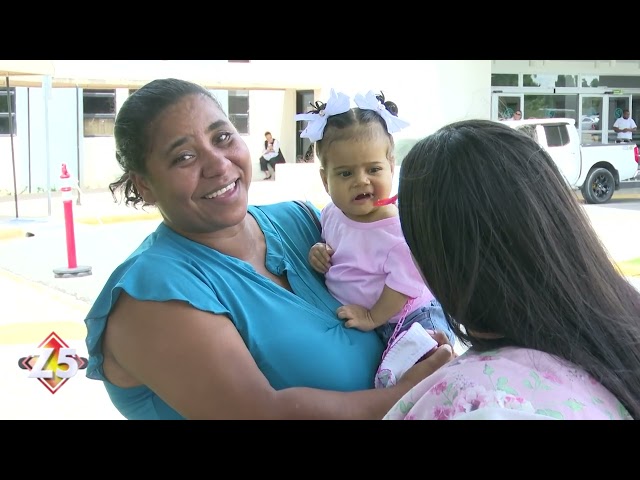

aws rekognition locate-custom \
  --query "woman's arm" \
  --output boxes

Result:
[105,292,453,420]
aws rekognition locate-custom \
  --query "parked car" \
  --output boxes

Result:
[507,118,639,203]
[581,115,599,130]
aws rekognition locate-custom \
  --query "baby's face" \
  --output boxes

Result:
[320,136,394,220]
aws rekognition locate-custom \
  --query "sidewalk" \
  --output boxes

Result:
[1,268,125,419]
[0,188,161,238]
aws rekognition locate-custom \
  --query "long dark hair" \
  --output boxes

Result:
[398,118,640,418]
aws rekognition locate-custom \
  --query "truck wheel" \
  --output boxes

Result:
[581,167,615,204]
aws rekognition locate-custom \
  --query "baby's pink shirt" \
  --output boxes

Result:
[321,202,435,323]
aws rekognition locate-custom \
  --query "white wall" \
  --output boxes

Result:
[5,86,79,193]
[311,60,492,141]
[82,137,118,189]
[0,61,492,192]
[243,89,294,181]
[79,88,128,190]
[0,137,21,194]
[491,60,640,76]
[0,60,570,194]
[2,88,28,193]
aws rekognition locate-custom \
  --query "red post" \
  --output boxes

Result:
[60,163,77,269]
[53,164,91,278]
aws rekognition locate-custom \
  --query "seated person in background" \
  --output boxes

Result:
[259,131,286,179]
[385,118,640,420]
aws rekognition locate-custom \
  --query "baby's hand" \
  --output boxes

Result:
[337,304,378,331]
[309,242,334,274]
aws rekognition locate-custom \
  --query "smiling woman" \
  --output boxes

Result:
[83,78,455,420]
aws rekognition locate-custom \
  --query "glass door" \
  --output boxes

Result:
[580,95,604,144]
[492,94,523,121]
[579,94,632,144]
[607,94,632,144]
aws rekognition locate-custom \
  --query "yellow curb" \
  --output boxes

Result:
[0,269,90,344]
[573,192,640,202]
[0,321,87,345]
[613,194,640,200]
[615,259,640,277]
[0,227,26,240]
[76,212,161,225]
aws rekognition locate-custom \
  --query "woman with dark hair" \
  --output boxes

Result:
[385,119,640,420]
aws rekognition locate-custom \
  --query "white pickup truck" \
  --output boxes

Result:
[506,118,639,204]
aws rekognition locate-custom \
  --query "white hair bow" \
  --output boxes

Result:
[353,90,410,133]
[294,89,351,142]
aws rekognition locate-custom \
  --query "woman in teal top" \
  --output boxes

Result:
[84,78,454,420]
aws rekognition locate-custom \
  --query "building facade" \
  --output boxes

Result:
[1,60,638,194]
[490,60,640,146]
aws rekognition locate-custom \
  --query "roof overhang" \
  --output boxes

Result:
[0,60,55,77]
[0,60,321,90]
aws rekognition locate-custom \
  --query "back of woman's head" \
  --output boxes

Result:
[110,78,222,207]
[399,118,640,418]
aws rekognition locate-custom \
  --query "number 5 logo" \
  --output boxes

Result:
[18,331,88,394]
[28,347,79,379]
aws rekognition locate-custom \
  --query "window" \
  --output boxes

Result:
[228,90,249,134]
[543,124,570,147]
[590,76,640,89]
[523,94,578,123]
[491,74,518,87]
[0,88,16,135]
[83,89,116,137]
[523,74,578,88]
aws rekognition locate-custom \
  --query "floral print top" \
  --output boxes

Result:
[384,347,632,420]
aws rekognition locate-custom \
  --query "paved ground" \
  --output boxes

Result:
[1,177,639,419]
[1,268,125,420]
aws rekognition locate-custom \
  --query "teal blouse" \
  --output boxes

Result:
[85,201,383,419]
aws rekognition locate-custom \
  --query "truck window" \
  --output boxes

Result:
[543,124,570,147]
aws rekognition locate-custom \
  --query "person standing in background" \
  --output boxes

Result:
[613,109,637,143]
